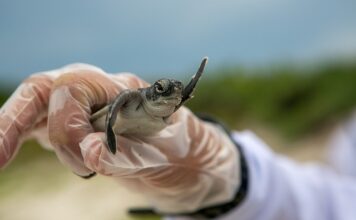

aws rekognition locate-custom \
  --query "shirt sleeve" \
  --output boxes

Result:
[164,130,356,220]
[219,130,356,220]
[327,111,356,177]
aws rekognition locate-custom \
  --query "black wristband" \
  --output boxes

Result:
[78,172,97,179]
[128,115,249,219]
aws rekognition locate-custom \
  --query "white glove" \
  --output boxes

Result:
[0,64,241,213]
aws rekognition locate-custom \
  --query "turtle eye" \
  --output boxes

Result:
[155,82,164,93]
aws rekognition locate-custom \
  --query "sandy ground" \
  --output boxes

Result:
[0,124,335,220]
[0,156,153,220]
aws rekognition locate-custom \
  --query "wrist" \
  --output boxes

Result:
[174,119,248,218]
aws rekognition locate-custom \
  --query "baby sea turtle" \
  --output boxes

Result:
[90,57,208,154]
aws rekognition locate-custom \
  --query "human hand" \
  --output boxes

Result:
[0,64,147,176]
[82,107,240,213]
[0,64,240,213]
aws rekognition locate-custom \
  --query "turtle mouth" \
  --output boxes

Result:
[154,97,182,106]
[165,97,182,101]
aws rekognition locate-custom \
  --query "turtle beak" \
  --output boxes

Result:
[179,57,208,106]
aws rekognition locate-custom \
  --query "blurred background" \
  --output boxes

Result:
[1,0,356,219]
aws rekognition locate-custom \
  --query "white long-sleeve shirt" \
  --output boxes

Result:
[167,128,356,220]
[226,131,356,220]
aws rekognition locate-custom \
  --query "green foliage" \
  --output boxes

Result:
[0,89,10,106]
[188,61,356,138]
[1,61,356,139]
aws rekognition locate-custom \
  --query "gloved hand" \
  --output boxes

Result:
[0,63,145,176]
[0,64,240,213]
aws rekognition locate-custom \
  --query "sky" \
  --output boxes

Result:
[1,0,356,85]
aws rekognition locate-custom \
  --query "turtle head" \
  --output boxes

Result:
[142,57,208,117]
[143,79,184,117]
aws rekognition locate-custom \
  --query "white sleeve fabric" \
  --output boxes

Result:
[166,130,356,220]
[327,111,356,177]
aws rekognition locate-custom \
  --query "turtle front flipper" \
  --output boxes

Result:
[176,57,208,111]
[106,90,142,154]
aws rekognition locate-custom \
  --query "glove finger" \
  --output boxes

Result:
[80,132,169,177]
[48,70,145,176]
[30,118,54,151]
[0,64,104,169]
[0,74,53,169]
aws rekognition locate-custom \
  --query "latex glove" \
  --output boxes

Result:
[0,64,240,213]
[82,107,240,213]
[0,64,146,176]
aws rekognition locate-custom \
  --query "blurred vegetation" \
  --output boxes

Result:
[0,89,10,106]
[1,60,356,141]
[187,61,356,138]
